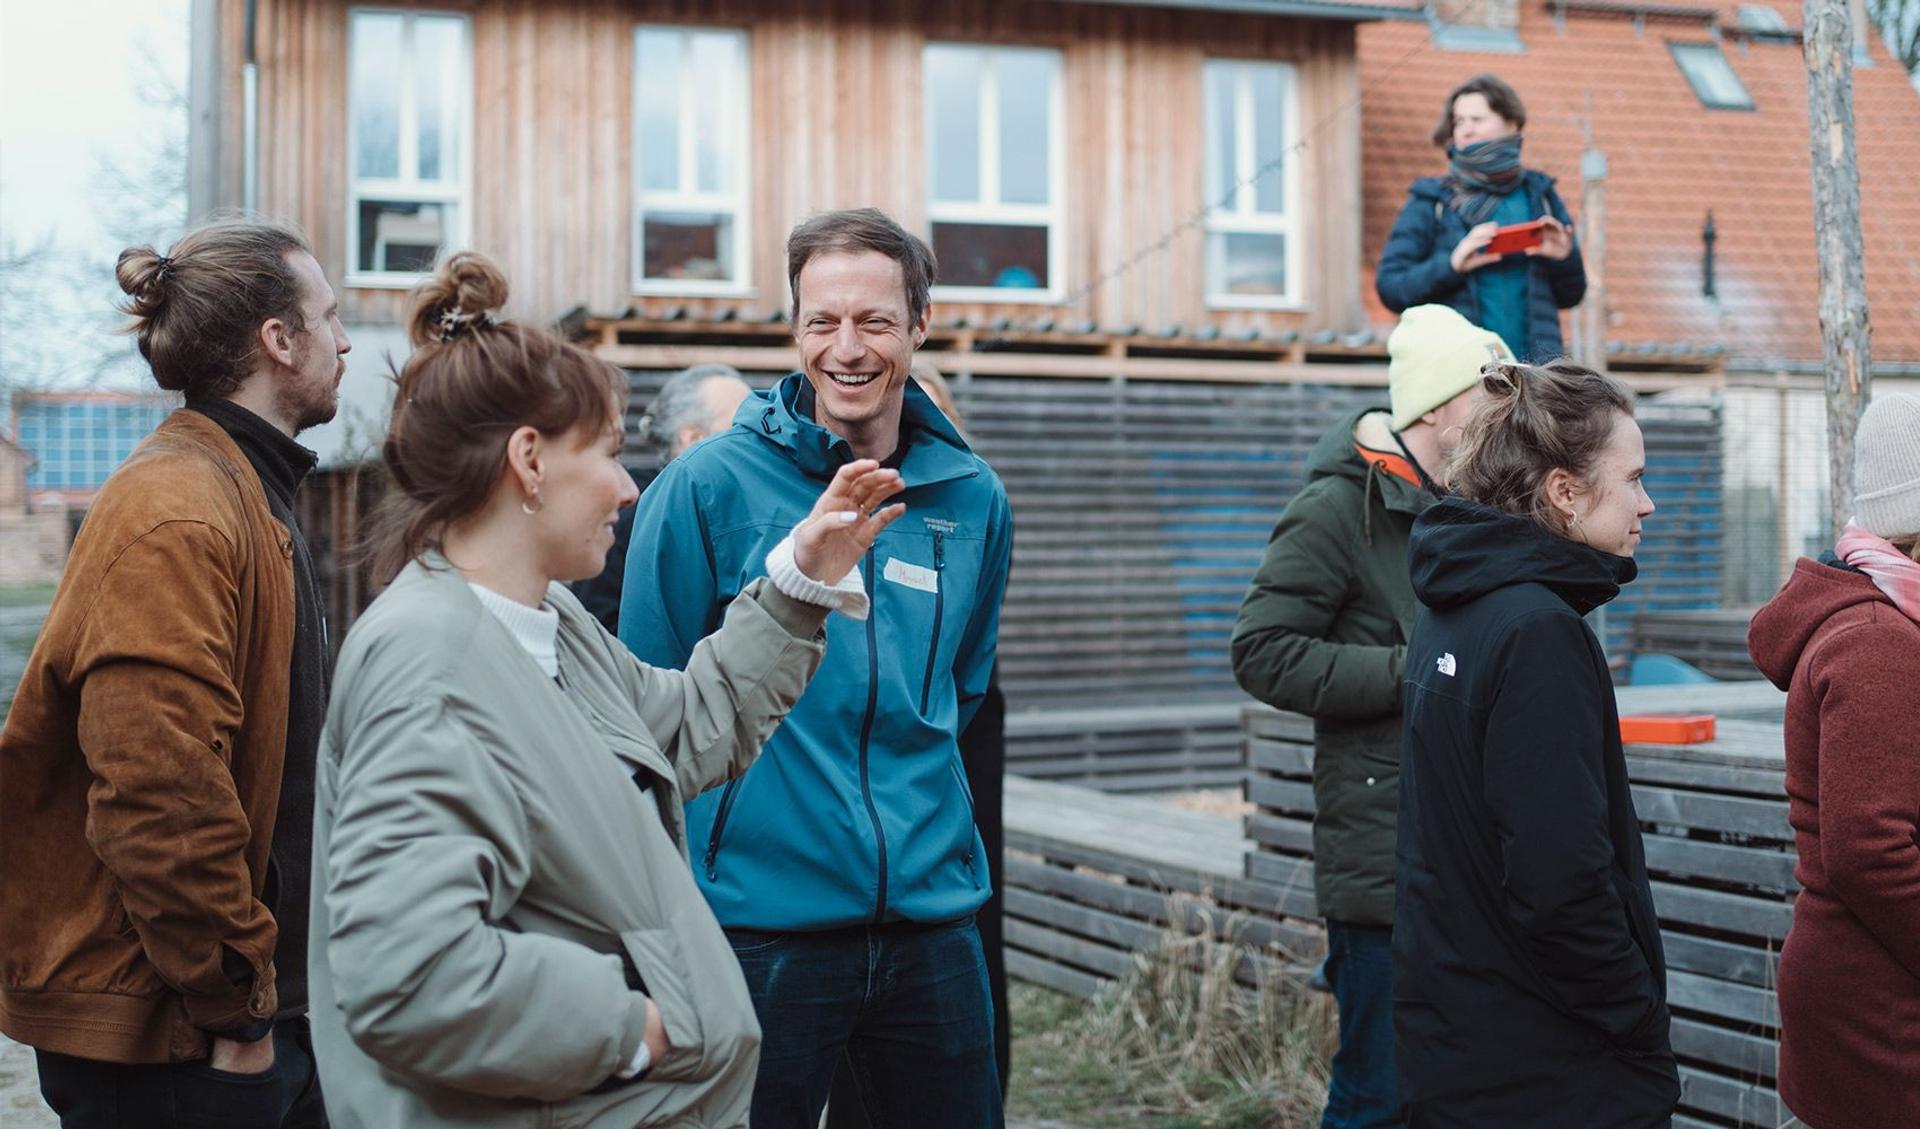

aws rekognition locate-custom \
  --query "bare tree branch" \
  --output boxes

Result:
[1868,0,1920,74]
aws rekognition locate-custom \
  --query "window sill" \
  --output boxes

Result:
[1205,295,1311,313]
[347,274,430,290]
[930,286,1067,306]
[629,280,760,300]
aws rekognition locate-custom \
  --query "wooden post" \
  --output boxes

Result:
[1804,0,1873,541]
[1576,145,1608,372]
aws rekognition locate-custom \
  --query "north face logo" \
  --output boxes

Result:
[1436,653,1457,677]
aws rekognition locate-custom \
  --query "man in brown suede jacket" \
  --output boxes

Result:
[0,219,349,1129]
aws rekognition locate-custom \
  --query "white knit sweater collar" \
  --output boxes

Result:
[467,582,560,678]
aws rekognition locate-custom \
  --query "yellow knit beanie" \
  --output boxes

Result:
[1387,305,1516,431]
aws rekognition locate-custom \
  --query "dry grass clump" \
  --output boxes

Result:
[1013,910,1336,1128]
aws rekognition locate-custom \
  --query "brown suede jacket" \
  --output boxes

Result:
[0,409,294,1063]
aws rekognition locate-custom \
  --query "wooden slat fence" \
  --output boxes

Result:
[1004,700,1247,793]
[1003,774,1324,1003]
[1631,607,1764,681]
[1244,681,1795,1129]
[616,367,1727,722]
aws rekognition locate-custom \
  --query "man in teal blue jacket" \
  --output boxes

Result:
[619,208,1012,1129]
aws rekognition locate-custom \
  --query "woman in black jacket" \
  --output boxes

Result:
[1394,360,1677,1128]
[1375,75,1585,363]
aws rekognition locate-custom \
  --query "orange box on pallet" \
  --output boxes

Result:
[1619,714,1717,745]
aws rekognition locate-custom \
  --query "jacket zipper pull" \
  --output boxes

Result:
[933,530,945,571]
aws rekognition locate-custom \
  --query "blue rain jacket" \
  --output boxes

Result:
[619,373,1012,930]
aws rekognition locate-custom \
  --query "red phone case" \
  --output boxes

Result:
[1485,220,1548,256]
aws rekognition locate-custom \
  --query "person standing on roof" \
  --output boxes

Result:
[1230,304,1511,1129]
[1376,74,1586,363]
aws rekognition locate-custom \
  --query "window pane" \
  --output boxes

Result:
[1672,44,1751,109]
[688,33,741,193]
[1208,230,1287,297]
[357,200,452,274]
[1250,64,1286,214]
[351,12,403,179]
[414,16,464,183]
[1204,63,1237,209]
[642,211,735,281]
[997,51,1053,206]
[931,221,1048,289]
[926,46,982,203]
[636,30,683,192]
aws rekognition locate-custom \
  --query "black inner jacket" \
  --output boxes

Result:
[187,397,326,1027]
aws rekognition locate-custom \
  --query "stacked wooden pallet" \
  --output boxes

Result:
[1632,607,1764,681]
[1241,682,1795,1129]
[1003,774,1324,1002]
[1003,698,1247,792]
[1628,719,1790,1128]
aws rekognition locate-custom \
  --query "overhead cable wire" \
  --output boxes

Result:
[1060,32,1438,310]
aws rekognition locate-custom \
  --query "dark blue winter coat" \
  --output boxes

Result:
[1375,171,1587,363]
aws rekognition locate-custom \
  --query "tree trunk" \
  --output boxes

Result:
[1805,0,1873,542]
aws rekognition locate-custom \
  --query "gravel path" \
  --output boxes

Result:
[0,1035,57,1128]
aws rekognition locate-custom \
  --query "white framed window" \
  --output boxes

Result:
[923,43,1064,303]
[632,26,751,295]
[1202,59,1304,309]
[346,9,471,286]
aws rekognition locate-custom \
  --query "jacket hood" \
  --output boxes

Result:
[1307,406,1433,518]
[1747,557,1890,689]
[738,372,979,486]
[1410,495,1635,616]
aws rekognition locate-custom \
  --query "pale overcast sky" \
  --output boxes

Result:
[1,0,191,391]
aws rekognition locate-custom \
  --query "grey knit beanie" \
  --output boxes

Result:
[1853,393,1920,538]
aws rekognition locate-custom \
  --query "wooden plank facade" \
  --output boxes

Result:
[201,0,1370,334]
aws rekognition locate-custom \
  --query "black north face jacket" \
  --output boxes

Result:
[1393,498,1678,1128]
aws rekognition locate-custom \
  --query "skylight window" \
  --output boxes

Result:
[1733,4,1789,34]
[1670,42,1755,110]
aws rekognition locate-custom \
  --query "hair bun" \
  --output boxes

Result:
[115,246,171,319]
[1480,361,1523,399]
[408,250,509,347]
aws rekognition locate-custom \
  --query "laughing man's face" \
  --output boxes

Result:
[793,250,926,450]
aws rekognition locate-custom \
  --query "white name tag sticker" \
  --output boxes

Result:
[883,557,939,594]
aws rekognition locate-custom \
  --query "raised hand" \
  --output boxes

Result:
[792,459,906,585]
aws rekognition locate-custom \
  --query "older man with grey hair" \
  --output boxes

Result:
[568,363,751,632]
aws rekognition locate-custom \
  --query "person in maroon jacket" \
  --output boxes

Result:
[1748,392,1920,1129]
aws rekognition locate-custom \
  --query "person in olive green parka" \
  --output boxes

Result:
[1229,304,1512,1129]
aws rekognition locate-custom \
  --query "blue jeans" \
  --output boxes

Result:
[1323,920,1403,1129]
[726,915,1002,1129]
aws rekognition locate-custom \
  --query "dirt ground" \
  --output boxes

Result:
[0,1034,57,1128]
